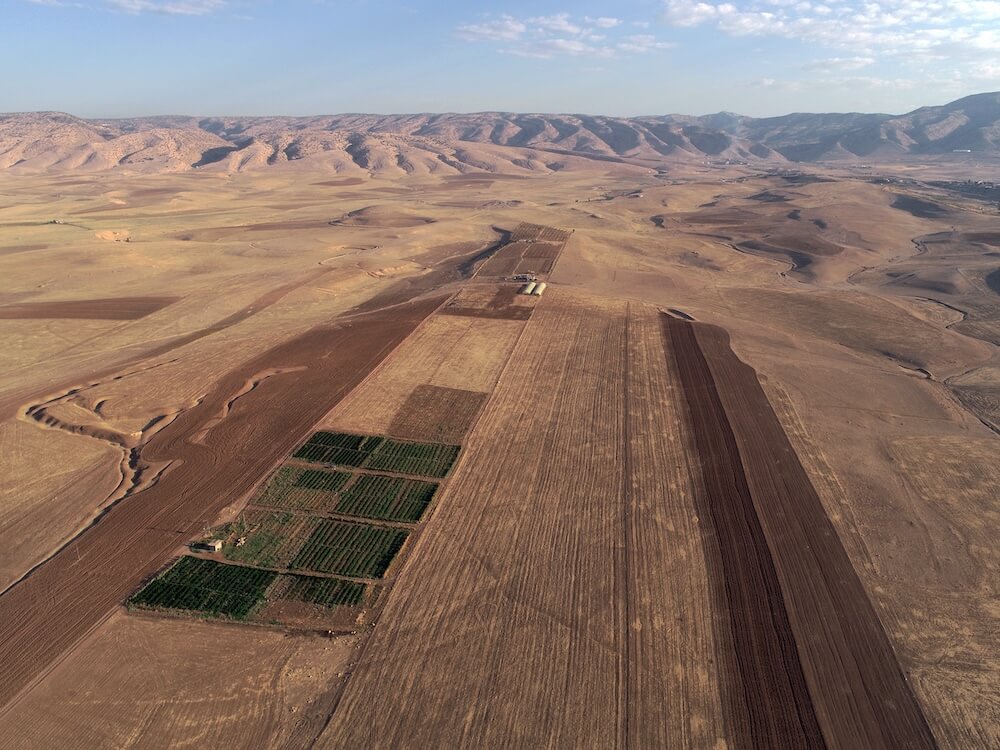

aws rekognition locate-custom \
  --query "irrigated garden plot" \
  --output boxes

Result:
[336,474,437,523]
[291,520,409,579]
[255,465,352,511]
[224,509,319,568]
[129,555,372,628]
[223,508,410,580]
[294,431,460,478]
[129,556,276,620]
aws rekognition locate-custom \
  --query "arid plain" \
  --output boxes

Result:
[0,150,997,749]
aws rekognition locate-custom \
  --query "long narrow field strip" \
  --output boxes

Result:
[294,431,460,478]
[335,474,438,523]
[663,316,825,748]
[254,465,352,511]
[318,291,630,747]
[662,315,939,749]
[128,557,276,620]
[684,319,938,750]
[290,520,408,579]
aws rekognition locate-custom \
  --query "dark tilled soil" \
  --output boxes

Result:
[388,385,488,444]
[667,316,938,750]
[0,296,180,320]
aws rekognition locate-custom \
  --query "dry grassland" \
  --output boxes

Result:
[0,612,355,749]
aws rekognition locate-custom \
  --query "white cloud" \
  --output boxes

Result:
[457,13,672,59]
[585,16,623,28]
[801,56,876,71]
[105,0,225,13]
[505,38,616,59]
[455,15,527,42]
[528,13,583,35]
[618,34,676,53]
[661,0,1000,83]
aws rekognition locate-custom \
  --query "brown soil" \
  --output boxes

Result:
[387,384,488,443]
[0,244,47,256]
[439,284,535,320]
[666,316,824,747]
[315,178,366,187]
[666,316,937,749]
[0,296,180,320]
[0,295,443,712]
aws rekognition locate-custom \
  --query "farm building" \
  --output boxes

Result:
[191,539,224,553]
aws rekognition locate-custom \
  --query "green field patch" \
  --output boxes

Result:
[293,431,460,478]
[290,520,408,578]
[364,438,460,478]
[279,575,366,609]
[224,509,319,568]
[253,466,350,511]
[296,468,351,492]
[129,556,276,620]
[336,473,438,523]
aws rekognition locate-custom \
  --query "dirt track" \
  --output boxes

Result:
[0,295,443,712]
[665,316,937,750]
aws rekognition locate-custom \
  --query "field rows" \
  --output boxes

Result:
[294,431,460,478]
[252,463,439,523]
[129,556,368,622]
[320,291,632,747]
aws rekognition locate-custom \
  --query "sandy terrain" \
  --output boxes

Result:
[0,156,996,747]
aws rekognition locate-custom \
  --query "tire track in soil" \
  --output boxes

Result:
[0,295,445,715]
[664,315,938,750]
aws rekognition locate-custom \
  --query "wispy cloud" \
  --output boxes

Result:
[455,14,526,42]
[801,56,876,72]
[27,0,227,13]
[456,12,671,59]
[106,0,226,14]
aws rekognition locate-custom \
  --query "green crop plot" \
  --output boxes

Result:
[224,509,319,568]
[129,556,276,620]
[255,465,351,511]
[293,431,460,478]
[280,575,365,608]
[290,520,408,578]
[364,438,460,478]
[336,473,438,523]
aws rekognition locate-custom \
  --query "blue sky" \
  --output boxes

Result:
[4,0,998,117]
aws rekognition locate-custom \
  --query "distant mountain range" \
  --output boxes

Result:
[2,92,997,175]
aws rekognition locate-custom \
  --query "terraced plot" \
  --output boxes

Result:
[290,520,408,579]
[129,557,276,620]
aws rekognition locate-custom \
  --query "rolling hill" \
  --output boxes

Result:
[1,92,997,175]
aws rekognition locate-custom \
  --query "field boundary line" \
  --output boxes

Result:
[294,293,541,748]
